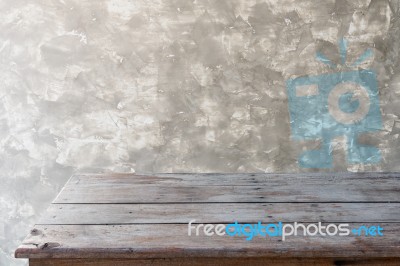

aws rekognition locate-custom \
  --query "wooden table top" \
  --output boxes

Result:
[15,172,400,262]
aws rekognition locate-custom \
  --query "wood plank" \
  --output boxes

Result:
[39,203,400,224]
[15,223,400,259]
[29,257,400,266]
[54,173,400,203]
[67,172,400,186]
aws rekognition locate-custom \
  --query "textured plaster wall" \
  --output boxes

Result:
[1,0,400,264]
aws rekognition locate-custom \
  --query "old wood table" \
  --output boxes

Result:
[15,173,400,265]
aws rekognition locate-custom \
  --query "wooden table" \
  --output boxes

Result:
[15,173,400,265]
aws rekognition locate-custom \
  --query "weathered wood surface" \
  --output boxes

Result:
[14,223,400,259]
[54,173,400,203]
[28,258,400,266]
[39,203,400,224]
[14,173,400,265]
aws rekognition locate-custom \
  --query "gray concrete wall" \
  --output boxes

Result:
[1,0,399,264]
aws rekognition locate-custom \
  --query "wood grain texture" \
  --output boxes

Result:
[15,223,400,259]
[28,258,400,266]
[54,173,400,203]
[39,203,400,224]
[14,173,400,264]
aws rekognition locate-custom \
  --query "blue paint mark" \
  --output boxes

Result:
[287,38,382,168]
[339,38,347,65]
[286,70,382,168]
[338,92,360,113]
